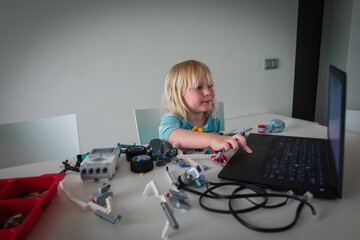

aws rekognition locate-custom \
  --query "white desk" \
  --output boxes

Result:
[1,113,360,240]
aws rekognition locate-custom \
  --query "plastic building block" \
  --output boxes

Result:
[117,143,135,156]
[59,181,120,223]
[143,180,179,239]
[160,202,179,229]
[258,119,285,133]
[168,190,190,210]
[89,183,113,206]
[149,139,165,157]
[191,126,203,132]
[180,164,191,168]
[177,148,217,160]
[143,180,167,202]
[165,147,178,158]
[178,165,206,187]
[225,127,252,136]
[204,149,212,154]
[0,173,65,240]
[94,210,121,224]
[211,150,227,165]
[166,167,178,186]
[60,154,84,173]
[1,214,26,228]
[60,181,113,214]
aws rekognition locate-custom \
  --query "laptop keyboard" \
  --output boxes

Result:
[263,137,325,187]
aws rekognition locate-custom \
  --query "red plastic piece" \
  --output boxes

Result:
[258,124,266,133]
[0,173,65,240]
[211,154,227,163]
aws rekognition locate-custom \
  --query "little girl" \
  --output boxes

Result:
[159,60,252,153]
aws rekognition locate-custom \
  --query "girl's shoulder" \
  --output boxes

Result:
[161,112,184,124]
[161,112,180,120]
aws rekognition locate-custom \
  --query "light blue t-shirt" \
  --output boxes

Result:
[159,112,222,142]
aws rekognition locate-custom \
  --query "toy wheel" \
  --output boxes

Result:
[130,154,154,173]
[126,146,147,161]
[166,148,178,157]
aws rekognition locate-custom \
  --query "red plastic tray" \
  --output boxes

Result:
[0,173,65,240]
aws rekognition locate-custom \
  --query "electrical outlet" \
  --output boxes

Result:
[264,59,279,70]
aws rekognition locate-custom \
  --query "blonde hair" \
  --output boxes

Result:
[163,60,217,121]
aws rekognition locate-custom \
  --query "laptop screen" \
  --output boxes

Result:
[328,65,346,196]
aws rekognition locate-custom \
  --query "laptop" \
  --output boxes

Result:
[218,65,346,199]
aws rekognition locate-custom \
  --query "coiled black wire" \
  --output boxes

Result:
[177,181,317,232]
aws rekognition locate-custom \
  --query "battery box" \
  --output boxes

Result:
[80,147,120,181]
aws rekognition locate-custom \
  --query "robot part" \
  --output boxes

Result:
[94,210,121,224]
[130,154,154,173]
[149,139,165,157]
[143,180,179,239]
[258,119,285,133]
[89,183,113,206]
[161,202,179,230]
[225,128,252,136]
[168,189,190,210]
[178,165,206,187]
[80,147,120,181]
[60,181,121,224]
[211,150,227,165]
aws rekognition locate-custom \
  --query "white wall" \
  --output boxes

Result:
[316,0,359,125]
[346,0,360,110]
[0,0,298,153]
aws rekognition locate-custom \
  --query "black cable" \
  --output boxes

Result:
[177,180,317,232]
[199,183,268,214]
[228,186,306,232]
[60,154,85,173]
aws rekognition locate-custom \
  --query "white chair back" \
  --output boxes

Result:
[0,114,80,168]
[346,110,360,134]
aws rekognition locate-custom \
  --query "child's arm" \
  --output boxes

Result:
[168,129,252,153]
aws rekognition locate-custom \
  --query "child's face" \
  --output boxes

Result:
[183,75,215,114]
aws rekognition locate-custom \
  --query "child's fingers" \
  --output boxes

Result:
[222,142,231,151]
[242,145,253,153]
[226,138,239,150]
[233,134,252,153]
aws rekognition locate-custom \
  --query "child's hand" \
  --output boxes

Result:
[210,134,252,153]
